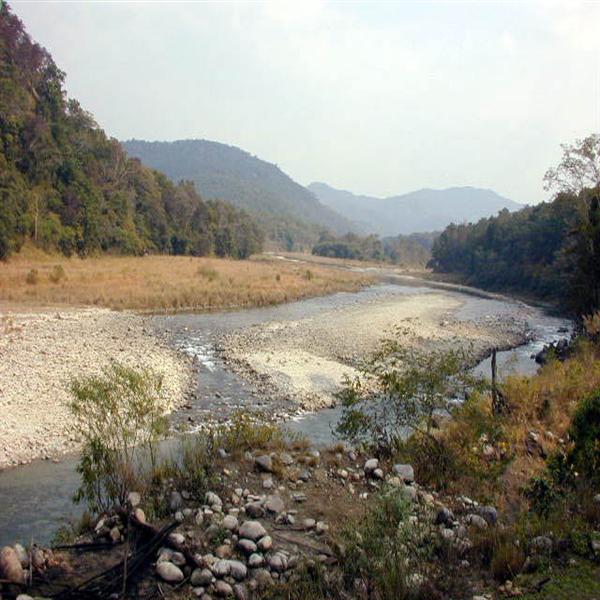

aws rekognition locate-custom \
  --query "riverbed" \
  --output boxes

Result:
[0,278,569,546]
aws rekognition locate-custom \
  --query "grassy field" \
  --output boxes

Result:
[0,248,374,311]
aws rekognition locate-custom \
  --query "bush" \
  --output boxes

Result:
[338,486,436,600]
[48,264,66,283]
[215,410,285,454]
[568,390,600,487]
[335,333,481,455]
[25,268,39,284]
[69,362,169,513]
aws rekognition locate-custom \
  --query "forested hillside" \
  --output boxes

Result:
[121,139,358,248]
[429,135,600,316]
[308,182,522,236]
[0,5,263,260]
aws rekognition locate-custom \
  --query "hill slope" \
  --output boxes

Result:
[308,182,522,236]
[0,4,262,259]
[122,140,357,238]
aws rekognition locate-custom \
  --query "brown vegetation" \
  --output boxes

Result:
[0,248,374,312]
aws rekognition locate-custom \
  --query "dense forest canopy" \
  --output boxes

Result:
[312,231,436,267]
[0,4,263,259]
[121,139,356,250]
[429,134,600,316]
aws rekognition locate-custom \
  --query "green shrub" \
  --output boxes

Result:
[215,410,285,454]
[69,362,168,513]
[568,391,600,487]
[335,333,482,455]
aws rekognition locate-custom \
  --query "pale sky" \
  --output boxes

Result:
[11,0,600,205]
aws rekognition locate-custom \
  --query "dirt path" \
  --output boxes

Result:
[0,308,193,469]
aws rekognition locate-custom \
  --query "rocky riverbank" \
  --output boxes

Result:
[219,290,530,411]
[0,439,570,599]
[0,307,194,469]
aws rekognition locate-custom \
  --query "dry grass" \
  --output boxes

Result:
[0,247,374,312]
[497,340,600,509]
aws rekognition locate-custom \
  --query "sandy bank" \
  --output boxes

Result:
[0,308,193,469]
[220,290,528,411]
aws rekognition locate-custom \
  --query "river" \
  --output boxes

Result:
[0,277,569,546]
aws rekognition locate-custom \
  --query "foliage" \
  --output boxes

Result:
[396,395,512,497]
[335,332,480,455]
[543,134,600,195]
[312,231,434,267]
[567,390,600,488]
[69,362,168,513]
[430,135,600,316]
[0,4,263,260]
[338,486,438,600]
[214,410,286,455]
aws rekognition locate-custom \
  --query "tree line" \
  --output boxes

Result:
[429,134,600,317]
[0,4,263,260]
[312,232,436,267]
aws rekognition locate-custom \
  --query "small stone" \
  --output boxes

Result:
[169,491,183,511]
[268,552,288,572]
[248,553,264,568]
[233,582,249,600]
[175,510,185,523]
[212,559,231,577]
[205,492,222,507]
[257,535,273,551]
[133,508,146,523]
[303,518,316,530]
[237,538,257,554]
[364,458,379,474]
[171,551,187,566]
[222,515,239,531]
[238,521,267,541]
[0,546,25,584]
[466,514,488,530]
[109,526,121,543]
[191,567,214,586]
[255,455,273,473]
[373,468,384,480]
[265,495,285,514]
[315,521,329,535]
[127,491,141,507]
[393,464,414,483]
[245,502,265,518]
[435,507,455,526]
[168,532,186,546]
[262,478,274,490]
[214,580,234,597]
[400,485,418,503]
[477,506,498,526]
[229,560,248,581]
[156,561,184,583]
[253,568,273,589]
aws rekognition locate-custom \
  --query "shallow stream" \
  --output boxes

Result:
[0,278,569,546]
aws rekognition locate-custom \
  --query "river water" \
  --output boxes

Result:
[0,279,569,546]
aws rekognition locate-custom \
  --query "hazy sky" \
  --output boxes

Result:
[11,1,600,205]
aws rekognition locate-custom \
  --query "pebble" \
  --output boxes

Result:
[156,561,184,583]
[255,455,273,473]
[238,521,267,541]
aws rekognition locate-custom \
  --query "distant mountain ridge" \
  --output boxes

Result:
[308,182,522,236]
[122,139,357,237]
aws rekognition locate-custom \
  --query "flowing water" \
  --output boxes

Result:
[0,278,569,546]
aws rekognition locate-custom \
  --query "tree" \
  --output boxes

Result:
[335,328,480,454]
[544,133,600,195]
